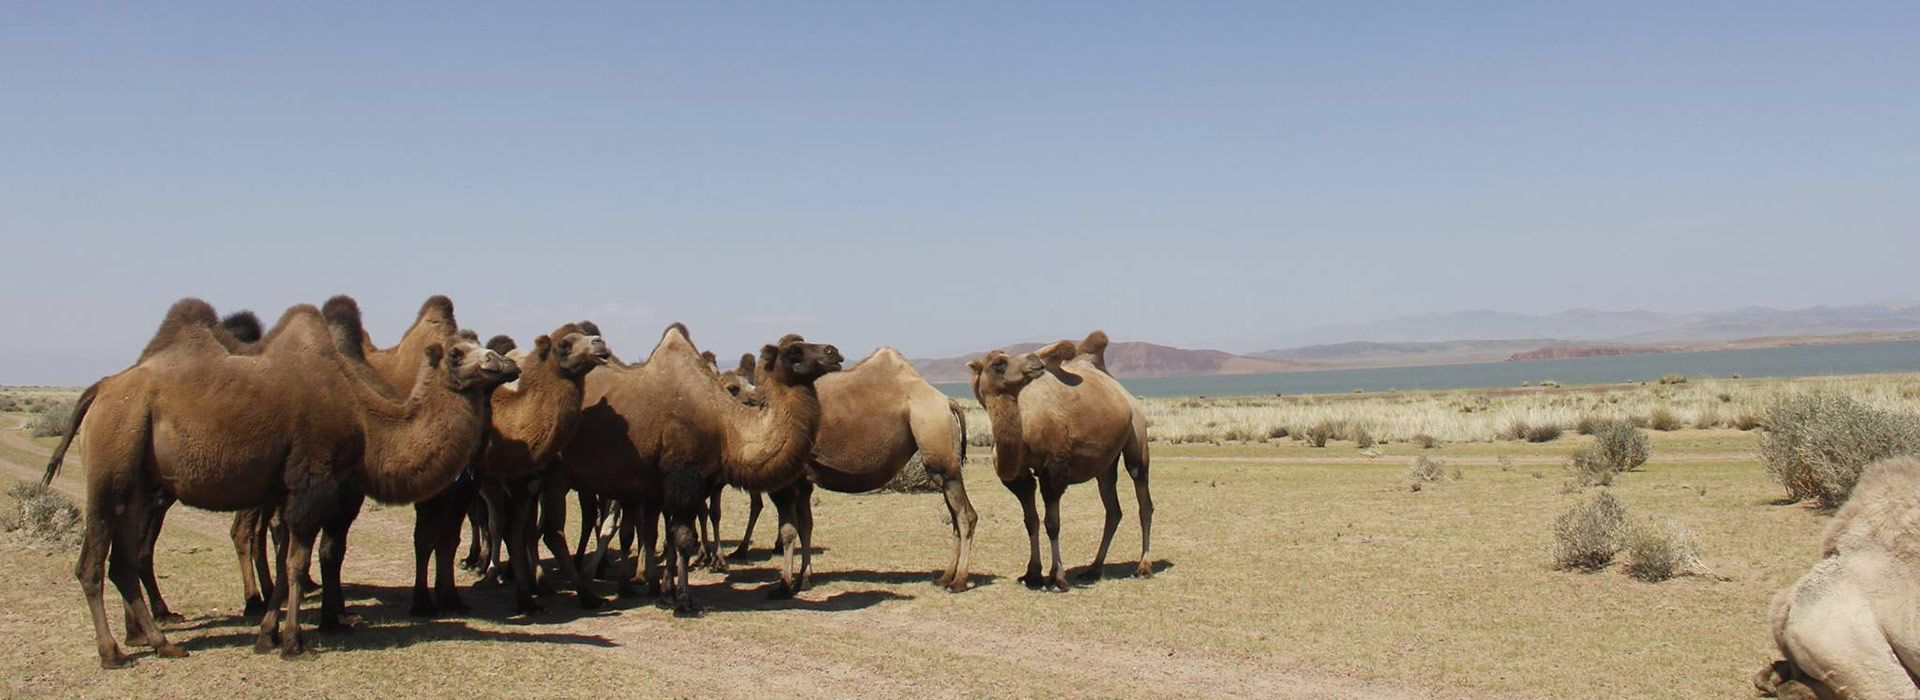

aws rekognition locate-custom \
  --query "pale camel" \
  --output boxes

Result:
[1756,456,1920,700]
[726,347,977,591]
[55,296,515,667]
[560,324,841,616]
[968,331,1154,591]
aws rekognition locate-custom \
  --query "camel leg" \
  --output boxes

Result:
[933,464,977,593]
[77,495,131,668]
[409,488,451,617]
[461,494,488,571]
[478,478,508,585]
[794,479,815,591]
[574,489,598,563]
[277,529,318,658]
[134,491,182,623]
[1040,475,1070,592]
[109,487,186,658]
[538,474,605,610]
[432,477,477,613]
[253,519,290,654]
[702,485,728,572]
[586,499,620,580]
[729,490,765,558]
[1124,442,1155,578]
[623,502,661,598]
[1079,461,1123,584]
[766,485,803,599]
[234,509,272,616]
[316,487,363,633]
[1004,473,1044,589]
[503,479,544,614]
[665,513,702,617]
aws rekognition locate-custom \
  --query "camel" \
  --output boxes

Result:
[409,325,610,615]
[57,296,515,667]
[1756,456,1920,700]
[561,324,841,616]
[724,347,978,591]
[967,331,1154,591]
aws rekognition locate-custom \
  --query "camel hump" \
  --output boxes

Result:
[701,350,718,367]
[417,295,455,322]
[140,298,222,359]
[220,311,264,343]
[486,335,517,355]
[1036,340,1077,365]
[1825,456,1920,554]
[577,320,603,337]
[321,295,369,362]
[663,322,691,342]
[1078,330,1110,372]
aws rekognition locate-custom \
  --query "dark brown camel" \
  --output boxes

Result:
[968,331,1154,591]
[560,324,840,616]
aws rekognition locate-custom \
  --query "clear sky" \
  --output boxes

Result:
[4,2,1916,385]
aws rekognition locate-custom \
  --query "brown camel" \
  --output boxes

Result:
[968,331,1154,591]
[561,323,841,616]
[411,324,610,615]
[58,296,515,667]
[1756,456,1920,700]
[726,347,978,591]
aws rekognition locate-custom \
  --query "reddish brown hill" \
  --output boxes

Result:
[1506,345,1670,362]
[915,341,1316,382]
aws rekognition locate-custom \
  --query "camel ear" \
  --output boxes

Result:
[534,334,552,361]
[759,345,779,371]
[737,353,756,382]
[966,359,984,375]
[424,343,446,369]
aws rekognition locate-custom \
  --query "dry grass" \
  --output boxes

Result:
[0,382,1889,699]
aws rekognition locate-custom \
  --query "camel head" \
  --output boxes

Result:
[546,323,611,377]
[968,347,1050,399]
[428,336,520,392]
[757,334,842,386]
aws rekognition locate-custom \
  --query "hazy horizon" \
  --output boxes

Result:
[4,3,1917,385]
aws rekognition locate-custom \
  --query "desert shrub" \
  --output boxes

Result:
[1623,519,1702,583]
[0,395,17,412]
[1575,415,1605,436]
[1659,374,1688,385]
[878,456,943,494]
[27,399,74,438]
[1266,425,1289,440]
[1504,419,1562,443]
[1691,408,1720,430]
[1588,420,1652,473]
[1412,433,1440,449]
[1404,456,1448,490]
[1647,408,1683,432]
[1566,448,1614,488]
[1300,420,1335,448]
[4,482,81,548]
[1626,415,1651,429]
[1551,491,1630,571]
[1221,426,1262,443]
[1351,425,1377,449]
[1498,455,1516,472]
[1760,393,1920,507]
[1541,380,1561,388]
[1731,413,1764,431]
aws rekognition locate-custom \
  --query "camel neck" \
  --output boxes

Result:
[358,376,488,504]
[980,393,1026,474]
[723,377,822,492]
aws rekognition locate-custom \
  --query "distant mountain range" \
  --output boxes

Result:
[914,301,1920,382]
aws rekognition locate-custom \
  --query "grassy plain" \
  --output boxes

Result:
[0,377,1867,698]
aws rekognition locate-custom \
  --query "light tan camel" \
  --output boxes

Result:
[725,347,977,591]
[968,331,1154,591]
[58,296,514,667]
[561,324,841,616]
[1756,456,1920,700]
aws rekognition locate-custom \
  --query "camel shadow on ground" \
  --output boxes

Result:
[1066,559,1175,582]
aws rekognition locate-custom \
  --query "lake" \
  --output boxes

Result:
[934,339,1920,399]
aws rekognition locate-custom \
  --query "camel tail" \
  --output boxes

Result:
[42,380,101,485]
[948,399,968,466]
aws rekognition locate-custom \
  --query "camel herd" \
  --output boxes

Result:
[42,295,1154,669]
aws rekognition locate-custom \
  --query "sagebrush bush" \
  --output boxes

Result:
[1503,418,1562,442]
[1404,456,1448,490]
[878,456,943,494]
[1647,408,1683,432]
[1551,491,1630,571]
[1351,424,1377,449]
[1691,408,1720,430]
[1731,413,1764,431]
[28,399,74,438]
[1575,415,1604,436]
[1588,420,1651,473]
[1624,519,1702,583]
[1266,425,1289,440]
[1300,420,1334,448]
[1565,448,1614,488]
[1659,374,1689,385]
[1760,393,1920,507]
[1412,433,1440,449]
[5,482,81,548]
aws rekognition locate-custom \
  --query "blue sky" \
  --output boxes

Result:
[3,2,1916,384]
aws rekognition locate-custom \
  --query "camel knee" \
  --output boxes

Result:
[954,508,978,537]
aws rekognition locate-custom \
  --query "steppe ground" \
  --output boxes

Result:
[0,379,1849,699]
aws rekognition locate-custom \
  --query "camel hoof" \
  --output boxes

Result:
[153,611,186,623]
[1049,576,1071,592]
[765,582,796,600]
[99,651,134,670]
[1133,563,1155,579]
[579,594,605,611]
[279,643,308,660]
[1018,573,1046,590]
[672,601,705,618]
[317,620,355,635]
[155,643,189,659]
[253,636,276,655]
[728,546,751,559]
[244,597,269,616]
[944,578,972,593]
